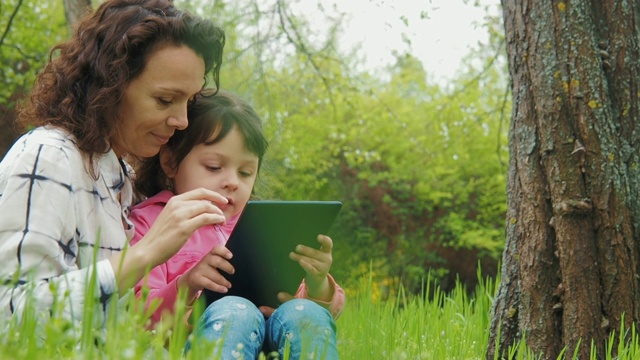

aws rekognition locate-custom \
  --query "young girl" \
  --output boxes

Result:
[129,90,344,359]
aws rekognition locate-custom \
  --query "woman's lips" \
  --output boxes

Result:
[152,133,171,145]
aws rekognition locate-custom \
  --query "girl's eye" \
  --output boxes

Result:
[240,171,254,178]
[206,166,221,172]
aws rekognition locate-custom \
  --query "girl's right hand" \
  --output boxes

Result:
[178,245,235,301]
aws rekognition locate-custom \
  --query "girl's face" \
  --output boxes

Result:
[112,45,205,158]
[163,126,259,219]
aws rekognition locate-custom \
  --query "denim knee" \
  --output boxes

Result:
[266,299,338,359]
[188,296,265,359]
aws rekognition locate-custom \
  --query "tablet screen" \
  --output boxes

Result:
[202,200,342,308]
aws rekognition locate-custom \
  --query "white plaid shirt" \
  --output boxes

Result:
[0,126,133,327]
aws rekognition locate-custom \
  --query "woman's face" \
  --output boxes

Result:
[112,45,205,158]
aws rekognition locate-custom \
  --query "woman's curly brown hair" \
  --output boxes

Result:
[17,0,225,158]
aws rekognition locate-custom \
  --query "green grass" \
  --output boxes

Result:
[1,271,640,359]
[338,272,494,359]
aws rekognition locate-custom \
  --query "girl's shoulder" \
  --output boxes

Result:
[131,190,174,210]
[129,190,175,222]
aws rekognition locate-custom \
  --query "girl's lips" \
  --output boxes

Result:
[217,198,233,211]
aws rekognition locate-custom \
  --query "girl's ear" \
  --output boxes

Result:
[159,148,177,178]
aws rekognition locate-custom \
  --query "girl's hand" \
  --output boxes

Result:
[258,305,276,319]
[258,292,295,318]
[288,234,334,302]
[178,245,235,302]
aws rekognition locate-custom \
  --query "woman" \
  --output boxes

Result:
[0,0,226,329]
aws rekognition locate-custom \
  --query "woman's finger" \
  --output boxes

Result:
[176,187,229,207]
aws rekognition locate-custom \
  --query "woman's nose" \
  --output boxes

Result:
[168,104,188,130]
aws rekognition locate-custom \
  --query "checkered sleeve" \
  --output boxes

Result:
[0,135,117,326]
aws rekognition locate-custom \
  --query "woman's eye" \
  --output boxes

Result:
[158,98,173,106]
[206,166,221,172]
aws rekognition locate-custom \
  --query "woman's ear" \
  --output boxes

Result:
[159,148,177,178]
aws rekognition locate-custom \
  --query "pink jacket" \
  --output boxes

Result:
[129,190,345,326]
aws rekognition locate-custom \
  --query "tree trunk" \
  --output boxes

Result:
[487,1,640,359]
[63,0,91,32]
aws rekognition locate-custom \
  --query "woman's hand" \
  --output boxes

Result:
[288,234,335,302]
[177,245,234,302]
[140,188,228,264]
[110,188,228,294]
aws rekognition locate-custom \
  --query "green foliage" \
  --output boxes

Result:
[0,0,67,109]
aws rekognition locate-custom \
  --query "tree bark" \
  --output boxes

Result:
[487,1,640,359]
[63,0,91,32]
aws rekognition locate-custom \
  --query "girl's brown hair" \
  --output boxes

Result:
[17,0,225,158]
[134,89,269,198]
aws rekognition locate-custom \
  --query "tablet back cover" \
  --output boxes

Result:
[202,200,342,308]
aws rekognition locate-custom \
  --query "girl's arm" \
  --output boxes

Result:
[295,274,345,319]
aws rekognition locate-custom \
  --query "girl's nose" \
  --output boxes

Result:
[222,173,239,190]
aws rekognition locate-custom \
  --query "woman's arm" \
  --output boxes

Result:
[0,130,229,325]
[129,207,184,326]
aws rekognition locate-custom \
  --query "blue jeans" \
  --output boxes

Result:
[185,296,339,359]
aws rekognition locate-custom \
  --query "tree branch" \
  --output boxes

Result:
[275,0,338,119]
[0,0,24,49]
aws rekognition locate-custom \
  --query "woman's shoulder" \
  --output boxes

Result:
[28,125,75,144]
[0,126,82,172]
[5,126,80,159]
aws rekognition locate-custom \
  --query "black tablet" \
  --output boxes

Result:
[202,200,342,308]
